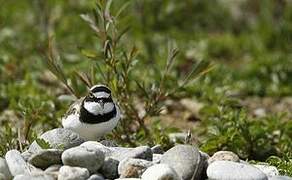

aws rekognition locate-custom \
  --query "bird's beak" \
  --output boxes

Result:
[98,100,104,109]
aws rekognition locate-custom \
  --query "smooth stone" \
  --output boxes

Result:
[80,141,113,157]
[200,151,210,180]
[151,145,164,154]
[58,165,90,180]
[62,146,105,173]
[29,128,85,153]
[13,173,55,180]
[5,150,41,176]
[21,151,34,161]
[269,176,292,180]
[152,154,162,164]
[141,164,181,180]
[254,164,279,177]
[111,146,153,162]
[80,142,153,162]
[208,151,240,164]
[80,141,153,179]
[0,157,12,179]
[115,178,141,180]
[118,158,154,178]
[116,179,141,180]
[87,173,105,180]
[28,149,63,169]
[160,145,202,180]
[168,133,187,143]
[200,151,210,161]
[100,157,119,179]
[45,164,62,173]
[240,160,250,164]
[99,140,118,147]
[207,161,268,180]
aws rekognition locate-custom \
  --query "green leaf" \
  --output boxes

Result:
[180,60,214,87]
[105,0,113,17]
[35,138,51,149]
[116,26,130,42]
[115,1,131,19]
[81,49,98,59]
[75,71,93,88]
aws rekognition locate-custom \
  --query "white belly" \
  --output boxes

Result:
[62,106,120,141]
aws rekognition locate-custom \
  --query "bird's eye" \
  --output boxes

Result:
[89,93,94,98]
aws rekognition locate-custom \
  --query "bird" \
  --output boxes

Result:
[62,84,121,140]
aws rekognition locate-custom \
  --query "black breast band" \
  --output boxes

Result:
[80,104,117,124]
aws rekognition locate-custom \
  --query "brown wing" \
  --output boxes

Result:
[62,97,84,119]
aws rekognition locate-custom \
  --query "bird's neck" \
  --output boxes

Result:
[80,103,117,124]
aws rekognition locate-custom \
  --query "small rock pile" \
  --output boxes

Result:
[0,128,291,180]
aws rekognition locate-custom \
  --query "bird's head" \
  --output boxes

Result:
[83,84,115,115]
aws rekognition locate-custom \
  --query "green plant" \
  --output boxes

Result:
[266,154,292,176]
[45,0,212,147]
[35,138,52,149]
[199,97,292,161]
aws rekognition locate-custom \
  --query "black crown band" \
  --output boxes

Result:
[91,86,111,94]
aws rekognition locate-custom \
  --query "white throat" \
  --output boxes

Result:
[83,101,115,115]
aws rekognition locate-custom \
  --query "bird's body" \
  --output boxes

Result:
[62,85,120,140]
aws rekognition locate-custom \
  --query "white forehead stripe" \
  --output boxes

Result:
[93,92,110,98]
